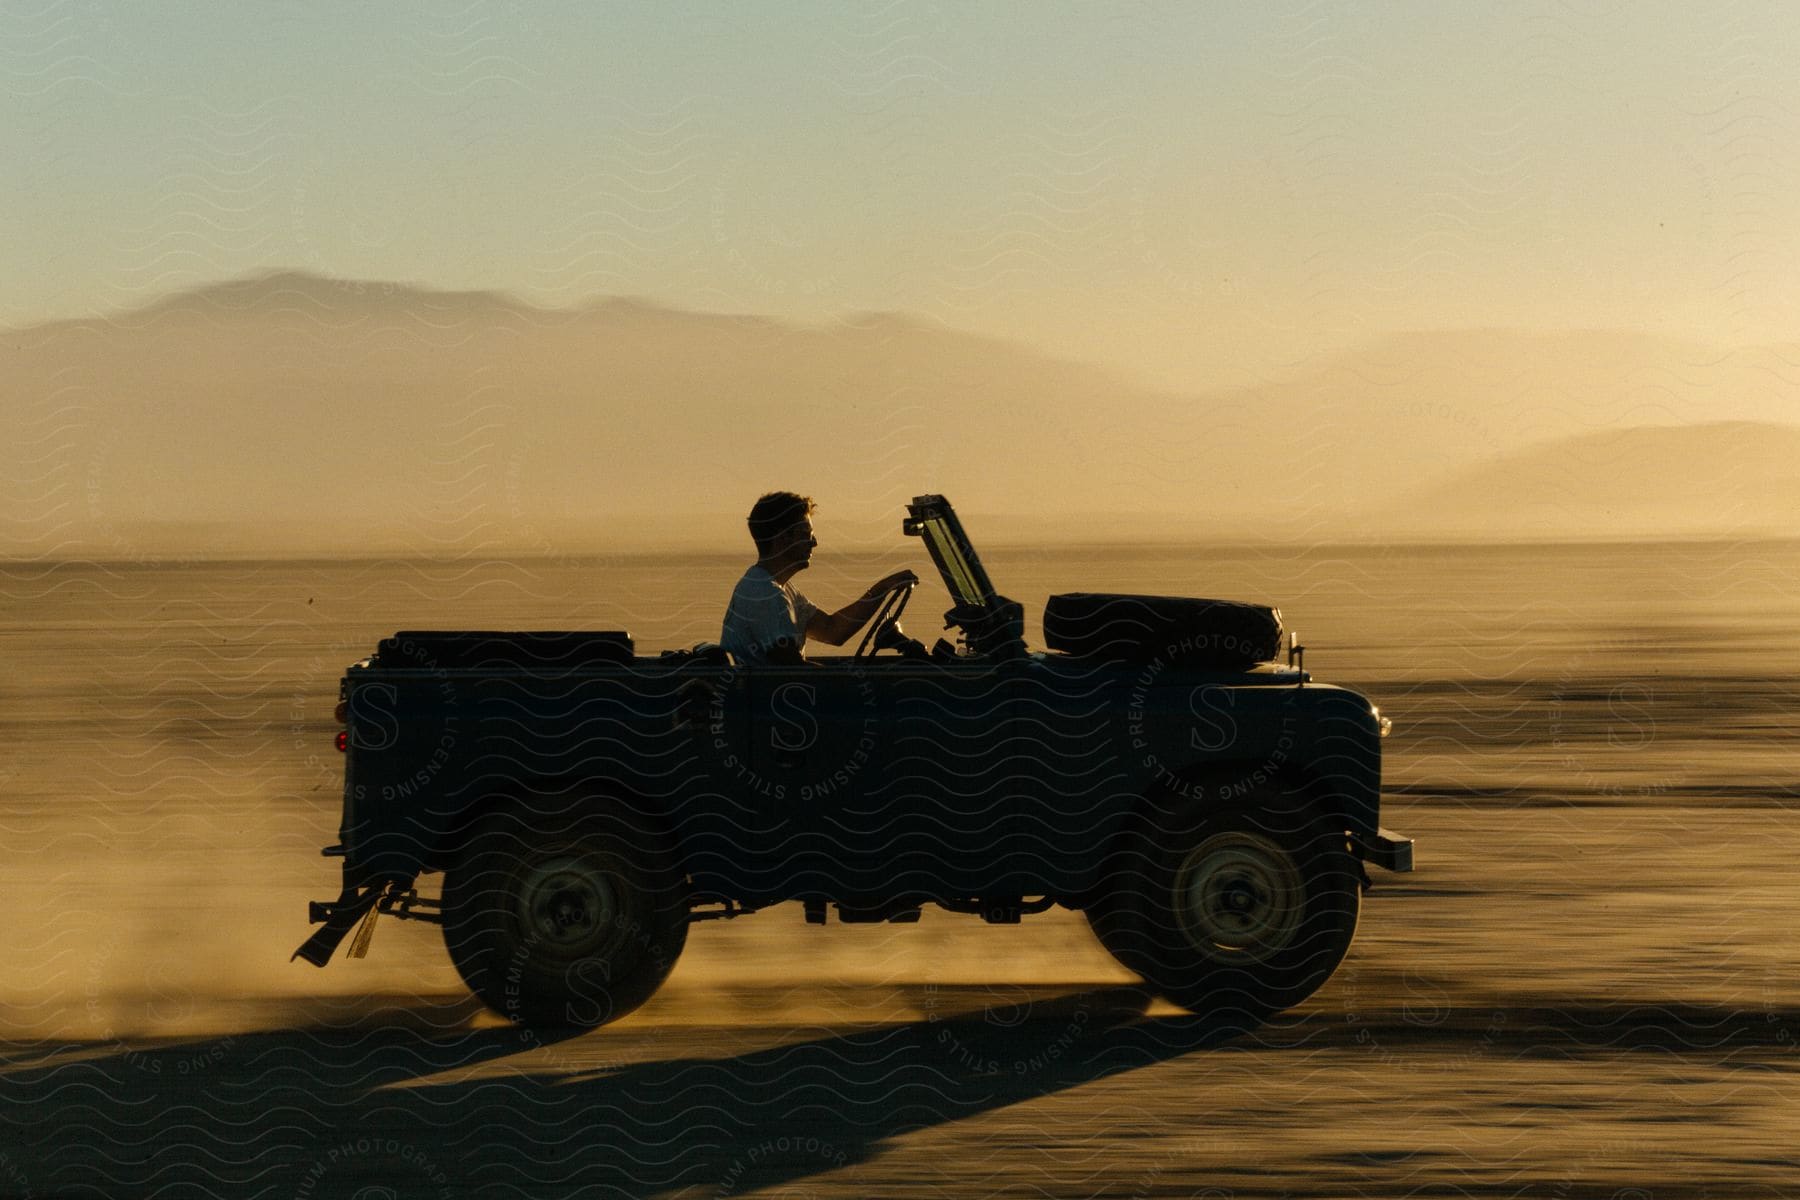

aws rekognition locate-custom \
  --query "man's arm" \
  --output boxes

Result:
[805,569,918,646]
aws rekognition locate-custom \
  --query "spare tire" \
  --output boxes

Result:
[1043,593,1282,668]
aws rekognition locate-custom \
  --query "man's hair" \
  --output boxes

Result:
[747,491,815,553]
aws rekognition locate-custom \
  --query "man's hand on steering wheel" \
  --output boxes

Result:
[861,569,918,601]
[855,570,919,657]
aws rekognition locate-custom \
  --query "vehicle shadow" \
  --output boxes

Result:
[0,985,1196,1198]
[5,991,1797,1199]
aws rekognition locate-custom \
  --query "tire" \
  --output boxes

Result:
[1085,893,1153,980]
[442,804,688,1030]
[1095,799,1359,1032]
[1042,593,1282,668]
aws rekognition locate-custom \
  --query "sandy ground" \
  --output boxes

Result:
[3,542,1799,1197]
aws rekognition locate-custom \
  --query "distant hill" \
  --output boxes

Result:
[2,270,1789,558]
[1381,421,1800,540]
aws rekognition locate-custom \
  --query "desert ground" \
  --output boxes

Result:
[3,539,1798,1198]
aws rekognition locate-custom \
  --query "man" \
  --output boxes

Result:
[721,491,917,664]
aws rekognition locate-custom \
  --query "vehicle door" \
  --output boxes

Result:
[742,658,886,895]
[821,658,1037,898]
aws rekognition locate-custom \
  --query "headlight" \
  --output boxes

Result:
[1372,705,1393,738]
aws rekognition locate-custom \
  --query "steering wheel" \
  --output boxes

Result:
[854,580,916,658]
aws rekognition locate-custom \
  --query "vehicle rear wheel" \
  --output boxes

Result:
[1085,893,1153,980]
[1095,799,1359,1033]
[442,804,688,1030]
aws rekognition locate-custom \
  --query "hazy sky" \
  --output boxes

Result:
[7,2,1799,387]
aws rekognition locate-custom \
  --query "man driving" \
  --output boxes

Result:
[722,491,917,665]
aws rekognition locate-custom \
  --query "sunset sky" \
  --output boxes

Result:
[8,2,1798,389]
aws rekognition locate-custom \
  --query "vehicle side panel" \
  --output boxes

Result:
[344,663,708,882]
[340,657,1383,901]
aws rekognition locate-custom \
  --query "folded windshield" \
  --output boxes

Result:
[905,495,997,610]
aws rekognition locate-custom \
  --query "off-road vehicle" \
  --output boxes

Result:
[296,495,1411,1032]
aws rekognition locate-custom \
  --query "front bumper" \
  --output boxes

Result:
[1350,827,1414,872]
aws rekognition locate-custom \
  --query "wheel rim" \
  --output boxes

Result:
[1173,831,1305,963]
[515,855,625,960]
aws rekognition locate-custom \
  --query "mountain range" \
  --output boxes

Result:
[4,271,1796,558]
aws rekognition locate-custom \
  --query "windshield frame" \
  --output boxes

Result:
[903,494,998,611]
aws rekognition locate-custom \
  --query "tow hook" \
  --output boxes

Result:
[1350,828,1415,873]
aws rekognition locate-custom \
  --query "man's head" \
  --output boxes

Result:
[748,491,817,574]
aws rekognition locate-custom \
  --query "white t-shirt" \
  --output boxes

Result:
[720,564,821,664]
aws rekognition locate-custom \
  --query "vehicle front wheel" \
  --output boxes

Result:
[1095,799,1359,1033]
[442,804,688,1030]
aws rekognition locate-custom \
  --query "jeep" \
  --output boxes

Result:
[295,495,1411,1033]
